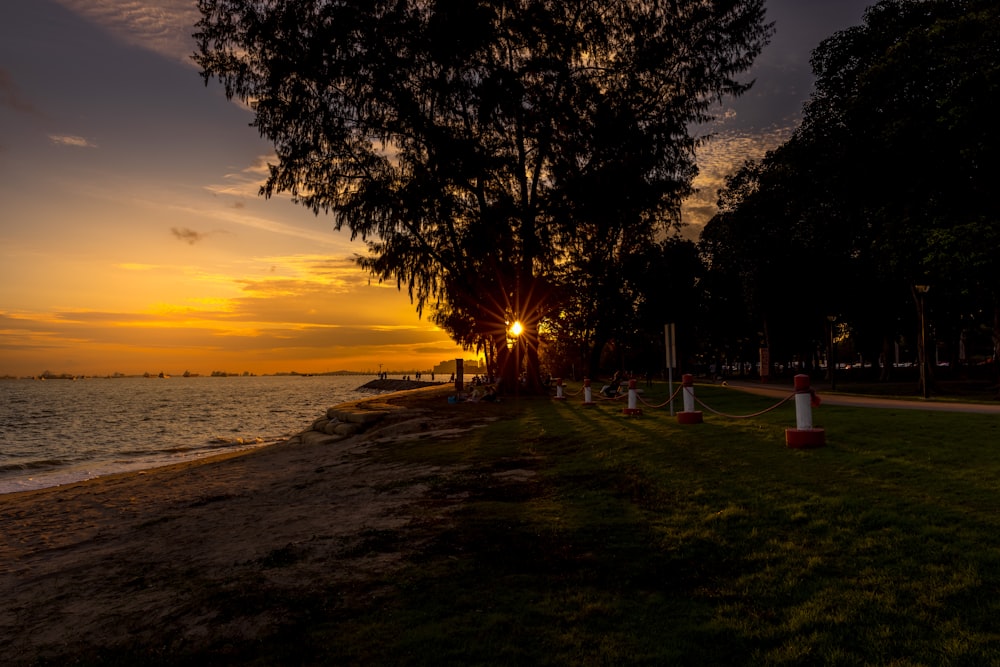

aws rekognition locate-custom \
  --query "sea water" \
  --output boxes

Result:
[0,375,373,494]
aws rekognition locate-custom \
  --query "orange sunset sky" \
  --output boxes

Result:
[0,0,871,378]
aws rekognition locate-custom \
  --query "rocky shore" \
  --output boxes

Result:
[357,378,446,393]
[290,382,455,446]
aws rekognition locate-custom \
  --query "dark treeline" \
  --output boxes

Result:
[195,0,998,394]
[695,0,1000,392]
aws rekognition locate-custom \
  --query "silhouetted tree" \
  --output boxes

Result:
[194,0,772,390]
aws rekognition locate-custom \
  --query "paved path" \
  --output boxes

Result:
[720,380,1000,415]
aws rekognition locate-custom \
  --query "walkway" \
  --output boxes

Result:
[720,380,1000,415]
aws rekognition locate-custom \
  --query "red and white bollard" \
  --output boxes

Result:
[553,377,566,400]
[785,374,825,448]
[582,378,596,407]
[677,374,703,424]
[622,378,642,416]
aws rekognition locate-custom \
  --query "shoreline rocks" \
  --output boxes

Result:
[287,382,448,447]
[357,378,445,392]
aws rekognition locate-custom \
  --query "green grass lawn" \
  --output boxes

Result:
[270,383,1000,665]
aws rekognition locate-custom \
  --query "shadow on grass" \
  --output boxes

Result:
[123,384,1000,665]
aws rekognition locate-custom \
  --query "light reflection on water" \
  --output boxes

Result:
[0,375,369,494]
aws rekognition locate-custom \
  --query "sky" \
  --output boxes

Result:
[0,0,873,378]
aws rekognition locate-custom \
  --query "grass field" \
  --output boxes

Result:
[245,384,1000,664]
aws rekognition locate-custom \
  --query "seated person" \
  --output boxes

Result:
[601,371,623,397]
[468,383,499,402]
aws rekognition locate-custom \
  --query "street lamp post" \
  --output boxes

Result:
[915,285,930,399]
[826,315,837,391]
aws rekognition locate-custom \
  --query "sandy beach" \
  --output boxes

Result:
[0,385,489,664]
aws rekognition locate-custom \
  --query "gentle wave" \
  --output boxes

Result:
[0,375,369,494]
[0,459,70,473]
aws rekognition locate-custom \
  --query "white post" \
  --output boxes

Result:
[795,390,813,430]
[622,378,642,415]
[683,380,695,413]
[786,374,824,448]
[677,373,703,424]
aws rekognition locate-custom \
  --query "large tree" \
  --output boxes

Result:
[194,0,771,387]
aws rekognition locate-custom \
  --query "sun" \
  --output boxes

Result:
[509,320,523,337]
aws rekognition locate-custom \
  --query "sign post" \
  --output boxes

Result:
[664,323,676,416]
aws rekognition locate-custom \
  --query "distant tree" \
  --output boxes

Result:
[194,0,772,389]
[806,0,1000,382]
[702,0,1000,385]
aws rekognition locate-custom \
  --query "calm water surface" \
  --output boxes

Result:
[0,375,372,494]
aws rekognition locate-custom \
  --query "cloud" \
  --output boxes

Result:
[682,124,796,228]
[178,200,342,247]
[0,247,464,375]
[171,227,207,245]
[0,68,44,117]
[49,134,98,148]
[204,154,274,198]
[52,0,200,65]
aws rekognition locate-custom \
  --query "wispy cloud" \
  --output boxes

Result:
[195,203,343,246]
[204,154,274,198]
[52,0,200,64]
[49,134,98,148]
[0,68,44,117]
[171,227,211,245]
[0,254,456,375]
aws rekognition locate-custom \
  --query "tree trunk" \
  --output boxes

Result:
[879,334,893,382]
[912,286,933,398]
[493,336,517,395]
[523,328,546,394]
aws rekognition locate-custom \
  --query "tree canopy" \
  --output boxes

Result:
[194,0,772,386]
[700,0,1000,385]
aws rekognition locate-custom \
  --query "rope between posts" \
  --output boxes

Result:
[693,392,795,419]
[637,384,683,409]
[565,379,801,419]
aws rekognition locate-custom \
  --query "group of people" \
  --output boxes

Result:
[467,382,500,402]
[375,371,435,381]
[449,370,648,402]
